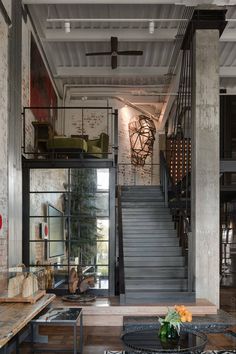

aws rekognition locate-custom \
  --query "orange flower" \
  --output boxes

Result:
[174,305,192,323]
[186,313,192,322]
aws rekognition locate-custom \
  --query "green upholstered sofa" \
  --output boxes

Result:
[46,133,109,158]
[87,132,109,158]
[47,136,87,151]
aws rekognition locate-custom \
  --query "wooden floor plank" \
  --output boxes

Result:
[19,325,236,353]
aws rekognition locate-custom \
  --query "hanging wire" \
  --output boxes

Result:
[168,19,192,221]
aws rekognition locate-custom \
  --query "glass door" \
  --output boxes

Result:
[26,166,113,295]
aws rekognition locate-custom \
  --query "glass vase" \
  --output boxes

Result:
[159,321,179,340]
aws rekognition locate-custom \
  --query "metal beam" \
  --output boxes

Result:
[220,67,236,78]
[56,66,236,78]
[47,17,188,23]
[220,159,236,173]
[0,0,12,27]
[157,51,182,132]
[42,28,177,42]
[221,28,236,42]
[41,27,236,43]
[70,93,165,104]
[56,66,169,77]
[22,0,236,4]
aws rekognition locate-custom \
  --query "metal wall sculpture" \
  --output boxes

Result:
[128,115,156,166]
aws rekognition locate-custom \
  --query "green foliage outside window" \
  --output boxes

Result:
[69,169,99,265]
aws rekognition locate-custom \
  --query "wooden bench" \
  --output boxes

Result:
[0,294,55,353]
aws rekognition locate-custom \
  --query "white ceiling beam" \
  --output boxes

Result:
[220,67,236,77]
[221,29,236,42]
[56,66,236,78]
[56,66,170,77]
[23,0,189,4]
[70,93,165,104]
[23,0,236,4]
[42,27,236,43]
[42,29,178,42]
[24,0,167,2]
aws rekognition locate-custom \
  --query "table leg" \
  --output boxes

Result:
[73,324,77,354]
[31,322,34,354]
[79,314,83,354]
[16,334,19,354]
[0,346,7,354]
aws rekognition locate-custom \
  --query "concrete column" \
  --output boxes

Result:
[0,2,10,290]
[191,30,220,307]
[8,0,22,266]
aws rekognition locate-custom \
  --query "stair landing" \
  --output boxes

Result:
[54,297,217,326]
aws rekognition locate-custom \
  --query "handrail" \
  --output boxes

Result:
[22,106,113,157]
[117,163,160,186]
[160,150,190,233]
[117,185,125,297]
[160,150,193,292]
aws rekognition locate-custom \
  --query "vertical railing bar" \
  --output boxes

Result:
[82,108,84,136]
[164,170,168,207]
[117,186,125,302]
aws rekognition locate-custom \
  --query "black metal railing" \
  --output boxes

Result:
[117,163,160,186]
[21,106,118,162]
[160,150,192,290]
[117,185,125,299]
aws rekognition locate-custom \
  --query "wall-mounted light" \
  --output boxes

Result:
[65,22,71,33]
[149,21,155,34]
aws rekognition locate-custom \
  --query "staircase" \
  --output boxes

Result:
[121,185,194,304]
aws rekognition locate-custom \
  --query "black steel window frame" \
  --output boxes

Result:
[22,157,115,296]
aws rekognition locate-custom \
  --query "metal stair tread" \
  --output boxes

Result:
[120,185,190,304]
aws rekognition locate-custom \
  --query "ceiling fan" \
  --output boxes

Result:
[85,36,143,69]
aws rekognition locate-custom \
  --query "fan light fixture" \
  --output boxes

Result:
[85,37,143,70]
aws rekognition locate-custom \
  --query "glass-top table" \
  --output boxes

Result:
[31,307,83,353]
[121,328,207,354]
[32,307,82,323]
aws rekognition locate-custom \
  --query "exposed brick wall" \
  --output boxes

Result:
[22,21,35,154]
[30,169,68,265]
[65,99,160,185]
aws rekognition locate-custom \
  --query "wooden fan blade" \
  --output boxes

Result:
[86,51,111,56]
[111,37,118,52]
[117,50,143,56]
[111,55,117,69]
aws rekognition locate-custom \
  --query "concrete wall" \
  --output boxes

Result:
[0,2,10,290]
[8,0,23,267]
[191,29,220,307]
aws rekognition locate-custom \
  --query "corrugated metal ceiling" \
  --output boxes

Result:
[27,2,236,109]
[28,3,187,88]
